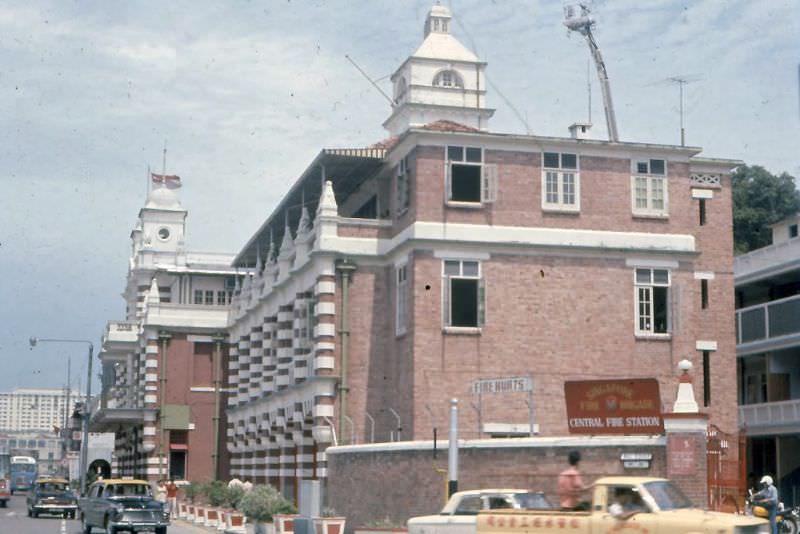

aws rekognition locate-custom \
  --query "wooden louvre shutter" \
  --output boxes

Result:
[445,161,453,201]
[477,277,486,326]
[481,164,498,203]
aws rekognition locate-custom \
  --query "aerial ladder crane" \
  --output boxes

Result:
[563,3,619,142]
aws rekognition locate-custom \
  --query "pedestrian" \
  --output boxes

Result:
[155,479,167,505]
[752,475,779,534]
[558,450,590,511]
[166,480,178,514]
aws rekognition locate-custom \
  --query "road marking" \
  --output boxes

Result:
[61,518,67,533]
[5,511,16,516]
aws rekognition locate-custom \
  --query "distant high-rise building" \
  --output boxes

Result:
[0,388,80,432]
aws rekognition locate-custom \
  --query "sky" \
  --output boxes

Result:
[0,0,798,394]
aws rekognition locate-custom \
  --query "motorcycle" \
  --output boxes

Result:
[747,490,799,534]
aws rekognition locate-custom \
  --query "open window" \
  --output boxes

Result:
[443,259,485,329]
[445,146,497,205]
[635,268,670,336]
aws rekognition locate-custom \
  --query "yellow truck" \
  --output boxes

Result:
[476,477,768,534]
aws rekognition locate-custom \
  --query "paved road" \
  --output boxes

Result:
[0,492,209,534]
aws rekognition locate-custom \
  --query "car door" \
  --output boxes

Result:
[596,485,658,534]
[88,484,104,525]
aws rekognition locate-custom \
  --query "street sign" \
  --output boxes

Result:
[470,376,532,395]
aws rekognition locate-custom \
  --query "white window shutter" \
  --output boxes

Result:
[477,278,486,326]
[443,277,451,327]
[482,164,498,203]
[445,162,453,201]
[670,285,681,334]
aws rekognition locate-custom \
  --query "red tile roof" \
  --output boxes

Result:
[419,120,480,133]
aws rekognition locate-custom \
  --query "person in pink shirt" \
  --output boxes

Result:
[558,450,590,510]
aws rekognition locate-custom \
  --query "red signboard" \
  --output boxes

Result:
[564,379,664,435]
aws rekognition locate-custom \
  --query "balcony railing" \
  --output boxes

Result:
[736,293,800,348]
[740,398,800,430]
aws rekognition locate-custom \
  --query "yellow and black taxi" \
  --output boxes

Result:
[26,477,78,519]
[78,479,169,534]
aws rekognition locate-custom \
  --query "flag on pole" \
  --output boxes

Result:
[151,173,181,189]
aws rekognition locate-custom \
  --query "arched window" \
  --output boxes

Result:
[433,70,463,88]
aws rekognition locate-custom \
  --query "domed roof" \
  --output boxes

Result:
[145,186,183,210]
[430,3,451,17]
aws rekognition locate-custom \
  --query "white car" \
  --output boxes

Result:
[407,489,552,534]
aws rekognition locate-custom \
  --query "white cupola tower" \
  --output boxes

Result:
[383,2,494,136]
[131,184,187,257]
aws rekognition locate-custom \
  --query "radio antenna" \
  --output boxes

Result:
[344,54,394,105]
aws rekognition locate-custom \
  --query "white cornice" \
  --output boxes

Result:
[318,221,696,260]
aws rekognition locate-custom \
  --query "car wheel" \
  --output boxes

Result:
[32,509,38,518]
[81,513,92,534]
[155,527,167,534]
[104,517,116,534]
[27,507,31,517]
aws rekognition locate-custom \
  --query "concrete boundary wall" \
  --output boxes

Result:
[327,436,667,530]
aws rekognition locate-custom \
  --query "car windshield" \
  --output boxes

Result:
[514,492,553,510]
[106,484,151,497]
[38,482,68,492]
[643,481,694,510]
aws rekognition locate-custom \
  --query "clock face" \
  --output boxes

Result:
[158,227,170,240]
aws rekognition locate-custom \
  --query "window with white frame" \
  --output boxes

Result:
[635,268,670,335]
[445,146,497,204]
[433,69,463,88]
[442,259,485,328]
[631,158,668,216]
[396,264,409,335]
[396,156,411,216]
[542,152,579,211]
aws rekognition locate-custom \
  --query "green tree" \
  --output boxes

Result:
[732,164,800,254]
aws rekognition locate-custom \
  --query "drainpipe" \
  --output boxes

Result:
[211,332,226,480]
[336,259,356,444]
[157,330,172,482]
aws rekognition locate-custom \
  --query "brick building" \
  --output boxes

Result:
[91,183,239,482]
[225,2,740,511]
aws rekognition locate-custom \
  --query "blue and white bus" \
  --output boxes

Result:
[10,456,37,494]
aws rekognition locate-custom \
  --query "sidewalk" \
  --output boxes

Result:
[174,516,255,534]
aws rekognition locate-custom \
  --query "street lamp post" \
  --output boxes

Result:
[29,337,94,495]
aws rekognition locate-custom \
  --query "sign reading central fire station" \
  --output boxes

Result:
[564,378,663,435]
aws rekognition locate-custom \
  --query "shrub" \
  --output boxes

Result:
[205,480,228,507]
[184,482,202,503]
[365,517,404,529]
[226,485,245,510]
[239,485,297,523]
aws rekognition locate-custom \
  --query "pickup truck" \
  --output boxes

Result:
[476,476,768,534]
[78,479,169,534]
[408,489,553,534]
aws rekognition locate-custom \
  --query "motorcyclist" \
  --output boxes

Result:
[753,475,779,534]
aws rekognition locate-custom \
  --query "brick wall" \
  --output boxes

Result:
[327,439,666,530]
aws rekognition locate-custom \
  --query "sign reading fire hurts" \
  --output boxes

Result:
[564,378,664,435]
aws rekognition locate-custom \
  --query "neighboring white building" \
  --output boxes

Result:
[736,213,800,503]
[0,388,80,432]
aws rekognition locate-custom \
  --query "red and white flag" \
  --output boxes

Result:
[151,173,181,189]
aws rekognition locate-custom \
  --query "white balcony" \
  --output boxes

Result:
[102,321,138,357]
[736,293,800,355]
[739,399,800,436]
[144,302,229,330]
[735,238,800,284]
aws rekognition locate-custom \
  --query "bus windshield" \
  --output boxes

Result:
[12,463,36,473]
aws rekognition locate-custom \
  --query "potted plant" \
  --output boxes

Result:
[203,480,227,527]
[239,484,297,534]
[314,507,347,534]
[184,482,201,521]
